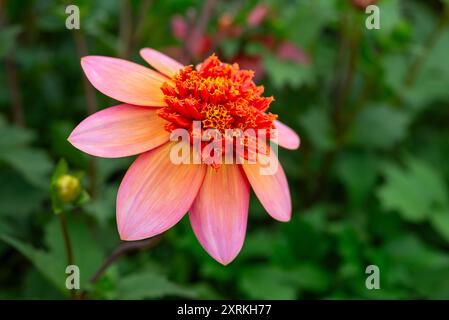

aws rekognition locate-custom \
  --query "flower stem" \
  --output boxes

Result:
[0,0,25,127]
[89,235,163,284]
[405,6,449,86]
[59,213,74,267]
[119,0,133,59]
[78,236,162,299]
[58,212,76,299]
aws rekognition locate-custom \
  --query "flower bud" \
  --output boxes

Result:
[55,174,81,203]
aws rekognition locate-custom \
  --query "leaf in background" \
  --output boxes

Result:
[239,262,330,298]
[0,25,21,58]
[84,184,117,225]
[348,104,410,149]
[0,117,34,147]
[0,118,53,189]
[378,157,449,222]
[299,107,334,151]
[262,52,312,89]
[43,217,104,291]
[376,0,403,36]
[1,148,53,189]
[0,216,105,295]
[117,271,196,299]
[22,269,64,299]
[282,0,337,48]
[408,29,449,108]
[293,263,330,293]
[238,265,300,299]
[335,151,379,207]
[0,170,46,217]
[239,229,279,261]
[429,210,449,243]
[383,235,449,298]
[0,233,65,292]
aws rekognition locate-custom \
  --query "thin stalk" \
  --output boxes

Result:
[89,236,163,285]
[58,212,76,299]
[0,0,25,126]
[79,236,162,299]
[405,6,449,86]
[119,0,133,59]
[59,213,74,267]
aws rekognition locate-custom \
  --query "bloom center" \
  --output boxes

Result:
[158,55,277,134]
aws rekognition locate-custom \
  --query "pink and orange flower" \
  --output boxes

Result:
[68,48,300,265]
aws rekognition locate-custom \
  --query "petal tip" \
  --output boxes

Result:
[210,251,238,266]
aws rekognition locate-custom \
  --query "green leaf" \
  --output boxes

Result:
[293,263,330,293]
[0,148,53,189]
[376,0,403,35]
[348,104,410,149]
[429,210,449,243]
[0,118,34,147]
[0,119,52,189]
[282,0,337,48]
[43,217,105,290]
[238,266,300,299]
[263,52,312,89]
[0,216,104,295]
[0,170,46,217]
[0,25,21,58]
[117,271,196,299]
[378,157,449,222]
[299,107,334,151]
[335,151,379,207]
[0,233,65,292]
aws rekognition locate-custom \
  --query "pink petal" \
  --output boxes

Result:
[274,120,300,150]
[276,41,310,65]
[117,143,206,241]
[242,150,292,222]
[189,165,249,265]
[247,4,269,27]
[81,56,167,106]
[68,104,170,158]
[140,48,184,78]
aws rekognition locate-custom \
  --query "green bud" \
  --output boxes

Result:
[55,174,81,203]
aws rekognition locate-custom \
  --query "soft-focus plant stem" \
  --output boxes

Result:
[132,0,152,47]
[119,0,132,59]
[89,235,163,285]
[0,0,25,127]
[79,236,162,299]
[405,5,449,86]
[58,212,76,299]
[333,9,360,133]
[59,212,74,266]
[311,7,360,202]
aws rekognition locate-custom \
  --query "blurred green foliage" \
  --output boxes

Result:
[1,0,449,299]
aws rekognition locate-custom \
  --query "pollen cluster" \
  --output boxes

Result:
[158,55,277,135]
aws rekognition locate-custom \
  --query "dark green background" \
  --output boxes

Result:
[1,0,449,299]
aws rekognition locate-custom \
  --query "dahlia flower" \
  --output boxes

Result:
[68,48,300,265]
